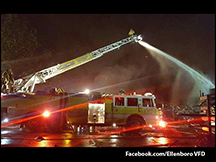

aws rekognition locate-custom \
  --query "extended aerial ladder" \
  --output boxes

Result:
[12,30,142,93]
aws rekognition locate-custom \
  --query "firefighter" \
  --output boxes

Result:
[1,69,14,93]
[1,72,6,93]
[119,89,125,95]
[56,87,65,94]
[8,69,14,93]
[128,29,135,36]
[49,87,65,95]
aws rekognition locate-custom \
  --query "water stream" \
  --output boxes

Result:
[138,40,215,105]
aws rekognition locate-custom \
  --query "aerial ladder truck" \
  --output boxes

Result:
[10,30,142,93]
[1,30,164,133]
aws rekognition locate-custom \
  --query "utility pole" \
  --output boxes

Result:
[207,95,212,135]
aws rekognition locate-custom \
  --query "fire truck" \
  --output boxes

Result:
[86,92,164,133]
[1,30,165,133]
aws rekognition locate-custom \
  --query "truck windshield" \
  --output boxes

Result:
[143,98,153,107]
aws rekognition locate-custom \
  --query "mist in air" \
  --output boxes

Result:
[138,40,215,105]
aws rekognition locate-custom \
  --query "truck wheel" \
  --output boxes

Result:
[125,116,145,135]
[46,114,62,132]
[24,117,43,132]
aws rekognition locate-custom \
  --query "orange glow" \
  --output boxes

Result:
[158,137,168,145]
[159,120,166,128]
[201,127,209,132]
[42,110,50,118]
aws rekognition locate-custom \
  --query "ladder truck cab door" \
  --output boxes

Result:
[112,95,126,125]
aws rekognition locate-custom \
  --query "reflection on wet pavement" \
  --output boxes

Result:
[1,125,215,147]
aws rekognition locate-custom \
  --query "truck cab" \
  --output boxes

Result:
[87,92,162,130]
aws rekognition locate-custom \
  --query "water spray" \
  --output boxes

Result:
[138,41,215,88]
[138,40,215,104]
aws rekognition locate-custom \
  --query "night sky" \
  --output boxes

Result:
[3,14,215,105]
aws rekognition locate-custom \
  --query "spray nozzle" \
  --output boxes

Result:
[136,35,143,42]
[128,29,142,42]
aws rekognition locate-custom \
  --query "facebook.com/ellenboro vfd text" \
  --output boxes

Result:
[125,151,206,157]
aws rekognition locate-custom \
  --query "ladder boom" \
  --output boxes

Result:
[13,32,142,92]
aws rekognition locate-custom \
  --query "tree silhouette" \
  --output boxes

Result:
[1,14,40,61]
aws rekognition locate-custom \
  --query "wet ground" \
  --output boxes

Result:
[1,124,215,147]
